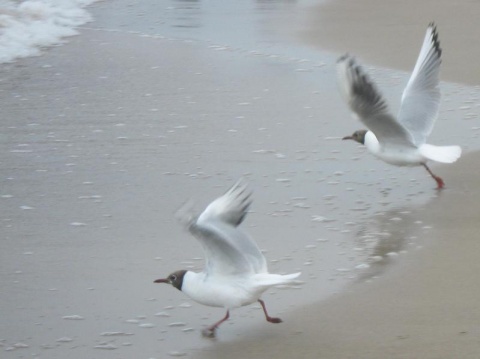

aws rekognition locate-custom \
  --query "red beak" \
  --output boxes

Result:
[342,136,353,140]
[154,278,169,284]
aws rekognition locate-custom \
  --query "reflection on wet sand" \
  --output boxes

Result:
[351,205,434,281]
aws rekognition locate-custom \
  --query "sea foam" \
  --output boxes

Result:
[0,0,97,63]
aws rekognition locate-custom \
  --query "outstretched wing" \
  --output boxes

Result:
[178,180,267,277]
[398,23,442,145]
[337,54,415,148]
[196,179,251,226]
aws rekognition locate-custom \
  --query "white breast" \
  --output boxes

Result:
[181,271,266,309]
[364,130,424,166]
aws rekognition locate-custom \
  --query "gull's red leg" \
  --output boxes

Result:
[202,310,230,338]
[258,299,282,324]
[423,163,444,189]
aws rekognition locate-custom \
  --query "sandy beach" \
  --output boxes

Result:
[197,0,480,358]
[1,0,479,358]
[302,0,480,86]
[196,153,480,359]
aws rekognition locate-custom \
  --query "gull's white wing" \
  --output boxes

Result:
[196,179,251,226]
[337,54,416,148]
[398,23,442,145]
[178,180,267,277]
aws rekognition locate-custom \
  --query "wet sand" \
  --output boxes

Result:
[0,6,388,357]
[193,1,480,358]
[302,0,480,86]
[196,153,480,359]
[1,1,479,358]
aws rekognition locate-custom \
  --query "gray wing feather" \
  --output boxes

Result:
[190,220,267,276]
[337,54,416,148]
[398,23,442,145]
[179,180,267,277]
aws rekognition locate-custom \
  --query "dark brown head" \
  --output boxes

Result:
[342,130,367,145]
[154,270,187,291]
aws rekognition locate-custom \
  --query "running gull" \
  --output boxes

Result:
[337,23,461,189]
[154,180,301,338]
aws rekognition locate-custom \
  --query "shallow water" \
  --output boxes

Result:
[0,0,98,63]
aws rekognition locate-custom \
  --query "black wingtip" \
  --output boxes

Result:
[228,178,252,226]
[337,54,359,71]
[429,22,442,58]
[337,53,347,64]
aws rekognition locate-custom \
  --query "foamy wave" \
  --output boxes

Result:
[0,0,98,63]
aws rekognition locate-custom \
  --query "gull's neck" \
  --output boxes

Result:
[364,130,381,155]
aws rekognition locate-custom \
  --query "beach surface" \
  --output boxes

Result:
[198,1,480,358]
[302,0,480,85]
[197,153,480,359]
[1,0,479,358]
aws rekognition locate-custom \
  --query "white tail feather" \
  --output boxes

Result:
[419,144,462,163]
[253,272,301,287]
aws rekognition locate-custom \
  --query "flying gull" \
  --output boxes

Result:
[338,23,461,189]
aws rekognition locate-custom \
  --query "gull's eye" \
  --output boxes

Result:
[169,274,177,282]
